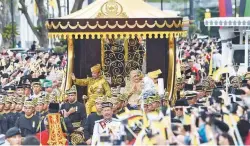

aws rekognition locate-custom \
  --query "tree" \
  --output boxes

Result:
[19,0,85,48]
[56,0,61,17]
[0,0,11,48]
[71,0,85,13]
[2,23,19,47]
[19,0,49,48]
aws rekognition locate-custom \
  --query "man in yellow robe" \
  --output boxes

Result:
[72,64,111,115]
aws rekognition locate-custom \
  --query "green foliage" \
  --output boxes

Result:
[54,45,67,54]
[196,7,220,37]
[2,23,19,40]
[188,24,200,36]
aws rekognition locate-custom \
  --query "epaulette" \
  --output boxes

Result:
[111,118,120,122]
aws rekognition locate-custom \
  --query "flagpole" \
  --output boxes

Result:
[67,0,69,14]
[234,0,237,17]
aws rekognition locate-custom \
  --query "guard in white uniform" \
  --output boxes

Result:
[91,101,123,146]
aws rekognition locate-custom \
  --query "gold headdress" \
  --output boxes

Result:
[5,96,13,103]
[244,73,250,80]
[91,64,101,73]
[202,79,211,91]
[66,85,77,95]
[37,97,45,105]
[148,69,162,79]
[95,96,106,103]
[24,99,34,107]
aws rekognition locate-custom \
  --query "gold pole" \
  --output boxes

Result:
[101,39,105,68]
[65,37,74,90]
[124,38,129,62]
[209,44,214,76]
[167,36,176,100]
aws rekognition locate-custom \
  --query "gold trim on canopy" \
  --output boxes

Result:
[48,31,187,39]
[45,20,183,30]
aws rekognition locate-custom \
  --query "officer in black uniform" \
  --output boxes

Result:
[61,85,87,145]
[16,83,25,102]
[0,92,8,134]
[15,99,40,137]
[15,98,24,119]
[84,96,104,145]
[8,97,18,129]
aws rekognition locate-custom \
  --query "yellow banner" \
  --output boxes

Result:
[49,0,56,8]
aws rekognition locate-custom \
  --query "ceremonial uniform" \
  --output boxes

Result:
[36,103,68,146]
[35,97,47,132]
[15,99,40,137]
[172,77,185,106]
[73,64,111,115]
[15,114,40,137]
[0,112,7,134]
[4,96,16,129]
[91,118,123,146]
[84,112,103,141]
[0,94,8,134]
[61,101,86,130]
[30,78,42,105]
[61,85,87,145]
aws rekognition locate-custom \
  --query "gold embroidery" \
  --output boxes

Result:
[70,132,85,145]
[96,0,128,18]
[47,113,67,145]
[72,122,81,128]
[48,31,187,39]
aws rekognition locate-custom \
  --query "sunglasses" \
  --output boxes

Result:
[175,108,183,111]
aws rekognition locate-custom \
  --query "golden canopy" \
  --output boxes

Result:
[46,0,186,100]
[60,0,179,19]
[46,0,186,39]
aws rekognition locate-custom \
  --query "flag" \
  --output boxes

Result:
[49,0,56,8]
[239,0,250,17]
[34,1,38,16]
[219,0,233,17]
